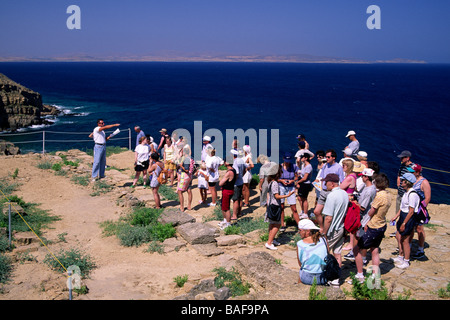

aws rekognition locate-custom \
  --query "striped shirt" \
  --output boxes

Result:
[397,162,415,197]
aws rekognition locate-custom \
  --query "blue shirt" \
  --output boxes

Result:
[297,237,327,274]
[136,130,145,148]
[320,162,345,190]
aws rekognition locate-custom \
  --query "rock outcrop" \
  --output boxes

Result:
[0,73,60,131]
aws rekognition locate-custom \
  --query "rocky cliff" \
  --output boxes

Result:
[0,73,60,131]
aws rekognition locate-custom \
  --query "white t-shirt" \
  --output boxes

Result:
[93,127,106,144]
[400,189,420,213]
[205,155,221,183]
[135,144,150,163]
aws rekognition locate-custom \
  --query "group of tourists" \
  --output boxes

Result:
[91,122,432,287]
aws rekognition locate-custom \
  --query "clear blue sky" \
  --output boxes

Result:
[1,0,449,62]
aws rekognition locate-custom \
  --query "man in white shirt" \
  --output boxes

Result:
[90,119,120,181]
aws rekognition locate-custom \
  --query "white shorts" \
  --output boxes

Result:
[243,171,252,184]
[279,185,297,206]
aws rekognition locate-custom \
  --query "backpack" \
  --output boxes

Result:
[157,165,168,185]
[344,200,361,233]
[321,238,341,281]
[409,190,431,224]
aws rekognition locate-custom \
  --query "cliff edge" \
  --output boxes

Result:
[0,73,60,131]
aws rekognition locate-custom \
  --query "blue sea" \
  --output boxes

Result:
[0,62,449,204]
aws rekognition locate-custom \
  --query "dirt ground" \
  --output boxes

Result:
[0,150,448,300]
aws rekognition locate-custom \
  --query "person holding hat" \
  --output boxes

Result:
[279,151,300,229]
[395,150,415,215]
[409,164,431,259]
[321,173,349,285]
[296,219,328,285]
[344,130,360,157]
[390,172,420,269]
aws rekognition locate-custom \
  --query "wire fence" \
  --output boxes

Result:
[0,128,133,154]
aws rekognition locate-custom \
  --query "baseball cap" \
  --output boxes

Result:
[411,164,422,172]
[203,136,211,142]
[346,130,356,137]
[298,219,320,230]
[361,168,375,177]
[397,150,412,158]
[401,172,416,183]
[323,173,340,183]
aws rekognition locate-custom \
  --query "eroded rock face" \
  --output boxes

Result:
[0,73,60,131]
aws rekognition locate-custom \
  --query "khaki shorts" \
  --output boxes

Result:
[327,228,345,254]
[164,161,177,171]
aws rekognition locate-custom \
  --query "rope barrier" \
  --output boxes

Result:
[422,167,450,174]
[0,188,68,274]
[0,128,133,153]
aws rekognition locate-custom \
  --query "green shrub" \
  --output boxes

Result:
[117,225,152,247]
[224,225,241,235]
[129,207,163,226]
[0,254,13,284]
[71,175,90,186]
[0,236,9,253]
[149,223,176,241]
[158,184,178,201]
[36,161,52,170]
[0,197,60,235]
[213,267,251,297]
[347,272,390,300]
[44,248,96,278]
[174,274,189,287]
[51,163,63,171]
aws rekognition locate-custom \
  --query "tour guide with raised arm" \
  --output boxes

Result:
[90,119,120,182]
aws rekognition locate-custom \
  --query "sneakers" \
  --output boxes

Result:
[219,223,231,230]
[299,213,309,219]
[396,261,410,269]
[265,243,277,250]
[208,203,216,207]
[272,239,281,246]
[328,279,340,287]
[344,252,355,261]
[347,274,365,285]
[391,256,404,264]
